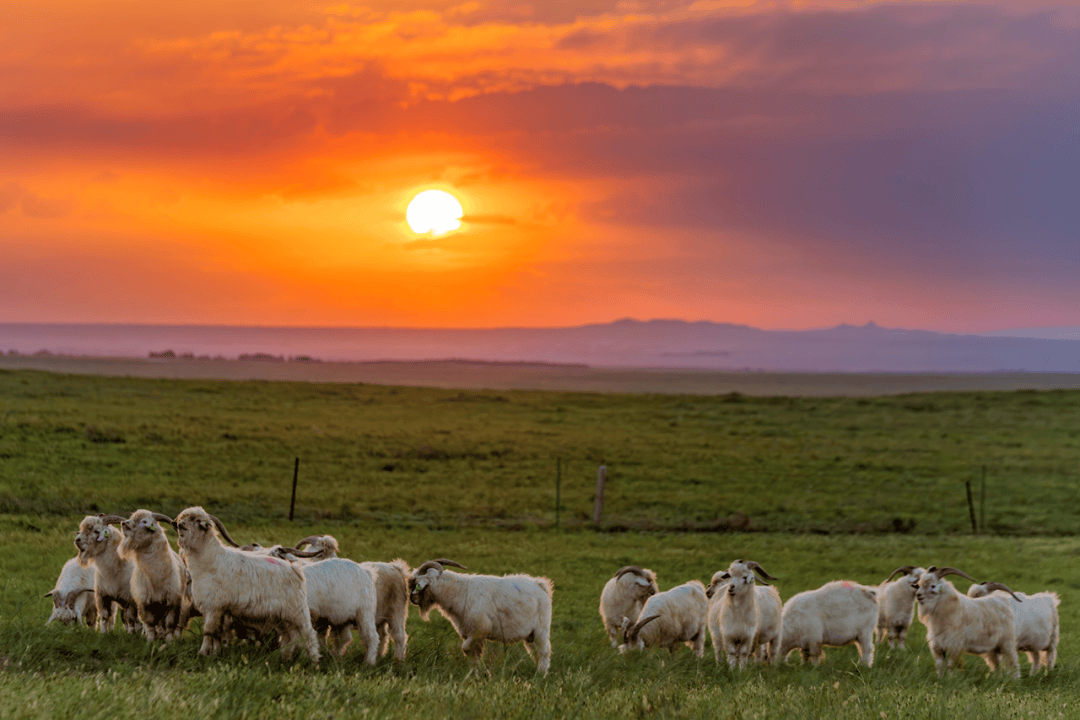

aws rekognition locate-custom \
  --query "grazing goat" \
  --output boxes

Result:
[875,566,925,649]
[174,506,319,662]
[915,567,1020,678]
[292,534,411,660]
[117,509,188,641]
[967,581,1059,675]
[706,560,782,668]
[45,557,97,627]
[73,515,139,633]
[409,559,553,675]
[779,580,878,667]
[299,558,380,663]
[619,580,708,658]
[599,565,659,648]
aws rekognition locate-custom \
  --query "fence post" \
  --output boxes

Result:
[593,465,607,528]
[964,479,977,534]
[289,457,300,521]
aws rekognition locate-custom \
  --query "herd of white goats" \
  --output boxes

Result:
[44,508,1060,678]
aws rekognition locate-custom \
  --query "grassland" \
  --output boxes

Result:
[3,521,1079,719]
[2,369,1079,534]
[1,368,1079,718]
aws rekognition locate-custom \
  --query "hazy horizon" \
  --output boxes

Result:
[3,318,1078,338]
[3,319,1077,373]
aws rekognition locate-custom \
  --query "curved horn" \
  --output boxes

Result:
[276,546,322,559]
[980,581,1023,602]
[745,561,778,583]
[294,535,323,549]
[65,588,93,609]
[97,514,127,525]
[414,560,445,575]
[614,566,648,581]
[885,566,917,583]
[627,614,661,643]
[150,512,174,525]
[430,558,467,570]
[208,514,240,547]
[931,567,975,582]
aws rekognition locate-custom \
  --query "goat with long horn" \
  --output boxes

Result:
[599,565,659,648]
[707,560,782,668]
[408,558,553,675]
[174,506,320,662]
[618,580,708,657]
[967,581,1059,675]
[875,565,926,649]
[915,565,1021,677]
[117,509,189,642]
[44,556,98,627]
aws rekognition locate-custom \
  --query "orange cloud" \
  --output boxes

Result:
[1,0,1077,330]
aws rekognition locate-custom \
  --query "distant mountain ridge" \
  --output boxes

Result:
[0,320,1077,373]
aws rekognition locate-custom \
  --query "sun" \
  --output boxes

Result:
[406,189,463,236]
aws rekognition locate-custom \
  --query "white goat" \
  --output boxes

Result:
[914,566,1020,678]
[174,506,319,662]
[779,580,878,667]
[45,557,97,627]
[967,581,1059,675]
[117,509,188,641]
[299,558,380,663]
[291,534,411,661]
[706,560,782,668]
[619,580,708,658]
[598,565,659,648]
[360,559,411,661]
[409,559,554,675]
[73,515,139,633]
[876,565,926,649]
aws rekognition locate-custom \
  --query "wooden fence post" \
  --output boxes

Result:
[289,457,300,521]
[593,465,607,528]
[964,479,977,534]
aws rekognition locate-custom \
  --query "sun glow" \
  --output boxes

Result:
[406,189,463,236]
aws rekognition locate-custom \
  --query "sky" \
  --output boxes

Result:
[1,0,1078,331]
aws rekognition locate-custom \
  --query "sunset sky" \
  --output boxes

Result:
[2,0,1077,331]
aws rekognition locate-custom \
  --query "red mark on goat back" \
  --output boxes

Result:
[842,581,853,588]
[265,558,281,566]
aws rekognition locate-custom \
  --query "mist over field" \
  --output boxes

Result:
[3,320,1079,373]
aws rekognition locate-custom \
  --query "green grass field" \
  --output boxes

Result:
[1,369,1079,718]
[3,369,1080,534]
